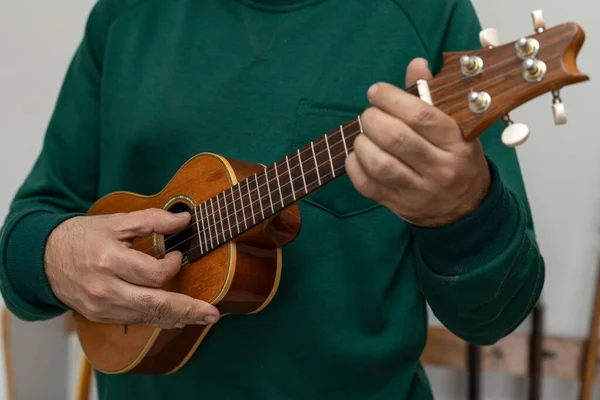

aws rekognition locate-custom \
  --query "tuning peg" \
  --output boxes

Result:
[531,9,546,32]
[501,115,530,147]
[479,28,500,48]
[552,90,567,125]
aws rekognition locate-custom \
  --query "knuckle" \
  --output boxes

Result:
[149,270,169,287]
[361,107,378,125]
[178,305,195,322]
[353,177,376,200]
[82,300,105,317]
[151,300,171,323]
[385,126,406,149]
[86,284,111,302]
[368,157,392,177]
[439,166,459,187]
[93,250,113,271]
[408,105,437,128]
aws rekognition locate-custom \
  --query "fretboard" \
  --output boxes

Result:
[187,116,363,259]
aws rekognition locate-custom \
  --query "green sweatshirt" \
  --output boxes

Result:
[0,0,544,399]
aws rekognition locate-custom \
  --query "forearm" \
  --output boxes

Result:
[412,159,545,345]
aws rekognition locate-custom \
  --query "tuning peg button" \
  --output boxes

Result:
[479,28,500,48]
[552,90,567,125]
[502,115,530,147]
[531,9,546,32]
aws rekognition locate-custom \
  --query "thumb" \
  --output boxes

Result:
[122,208,192,237]
[405,58,433,89]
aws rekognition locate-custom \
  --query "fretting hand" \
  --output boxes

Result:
[44,209,220,329]
[346,58,492,228]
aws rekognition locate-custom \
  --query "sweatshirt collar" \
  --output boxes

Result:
[235,0,326,12]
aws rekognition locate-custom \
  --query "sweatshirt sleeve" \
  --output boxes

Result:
[0,2,111,321]
[411,0,545,345]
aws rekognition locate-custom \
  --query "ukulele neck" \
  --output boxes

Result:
[188,116,363,259]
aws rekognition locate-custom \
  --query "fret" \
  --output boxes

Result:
[204,201,213,249]
[199,204,207,253]
[276,160,293,208]
[224,189,236,239]
[274,161,284,208]
[340,124,349,156]
[286,155,296,201]
[244,179,256,225]
[193,206,203,255]
[238,184,248,230]
[324,132,335,178]
[217,193,226,242]
[221,192,231,242]
[313,136,333,183]
[310,141,321,186]
[298,145,320,193]
[297,149,308,194]
[264,168,274,214]
[210,198,219,246]
[231,187,240,236]
[341,120,355,155]
[255,174,265,219]
[357,115,364,135]
[329,126,349,173]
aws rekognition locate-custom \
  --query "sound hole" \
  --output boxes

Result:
[164,202,195,263]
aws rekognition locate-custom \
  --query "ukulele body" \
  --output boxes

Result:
[73,152,301,375]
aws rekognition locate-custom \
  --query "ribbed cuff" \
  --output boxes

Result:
[409,159,521,276]
[2,212,83,315]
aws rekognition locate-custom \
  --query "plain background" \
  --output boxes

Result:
[0,0,599,398]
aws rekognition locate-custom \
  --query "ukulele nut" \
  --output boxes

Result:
[468,91,491,113]
[460,55,484,77]
[522,58,547,82]
[515,37,540,59]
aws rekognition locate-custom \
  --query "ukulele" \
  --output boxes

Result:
[73,10,590,375]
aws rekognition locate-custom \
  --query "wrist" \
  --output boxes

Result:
[408,158,520,274]
[408,159,492,228]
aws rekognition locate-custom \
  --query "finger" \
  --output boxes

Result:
[116,208,191,238]
[405,57,433,88]
[128,286,220,326]
[114,249,183,288]
[345,151,395,203]
[87,305,188,330]
[360,107,444,173]
[366,81,461,147]
[352,133,420,188]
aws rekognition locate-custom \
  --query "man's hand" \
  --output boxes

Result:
[346,58,491,227]
[44,209,220,329]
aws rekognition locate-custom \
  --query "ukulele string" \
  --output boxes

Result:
[175,135,358,262]
[135,56,535,254]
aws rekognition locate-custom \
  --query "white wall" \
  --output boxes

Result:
[0,0,598,399]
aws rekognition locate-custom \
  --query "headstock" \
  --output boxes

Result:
[416,9,589,147]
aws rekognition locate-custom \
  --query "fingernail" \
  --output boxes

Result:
[195,321,208,325]
[175,212,189,219]
[175,323,185,329]
[204,315,218,324]
[367,83,379,98]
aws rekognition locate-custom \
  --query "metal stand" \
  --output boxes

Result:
[529,301,544,400]
[467,343,482,400]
